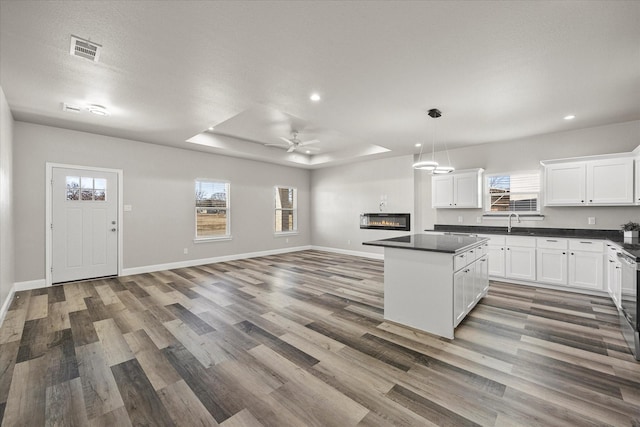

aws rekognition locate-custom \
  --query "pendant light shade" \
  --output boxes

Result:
[413,108,455,174]
[412,160,438,170]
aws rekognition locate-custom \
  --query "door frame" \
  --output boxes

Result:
[45,163,124,286]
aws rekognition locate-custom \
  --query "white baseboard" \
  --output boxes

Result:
[15,279,47,291]
[310,245,384,260]
[0,284,16,327]
[122,245,313,276]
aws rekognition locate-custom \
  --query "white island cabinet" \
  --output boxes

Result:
[363,234,489,339]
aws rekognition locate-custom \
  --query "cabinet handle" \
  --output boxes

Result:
[571,252,574,255]
[609,260,615,263]
[507,248,510,250]
[589,200,593,202]
[562,252,566,255]
[500,248,504,251]
[581,200,584,203]
[579,241,592,244]
[546,239,558,242]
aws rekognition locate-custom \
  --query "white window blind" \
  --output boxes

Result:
[486,171,540,213]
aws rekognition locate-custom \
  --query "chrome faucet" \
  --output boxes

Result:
[507,212,521,233]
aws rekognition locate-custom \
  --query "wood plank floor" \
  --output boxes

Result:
[1,250,639,426]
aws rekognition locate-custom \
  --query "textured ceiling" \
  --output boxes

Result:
[1,1,639,168]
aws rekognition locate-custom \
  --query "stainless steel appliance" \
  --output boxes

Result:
[618,251,639,361]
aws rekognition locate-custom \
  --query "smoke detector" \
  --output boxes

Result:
[69,35,102,62]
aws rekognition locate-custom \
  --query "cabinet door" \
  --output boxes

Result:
[606,255,621,308]
[488,246,505,277]
[454,172,481,208]
[453,269,467,326]
[544,162,585,206]
[476,256,489,297]
[568,251,603,290]
[536,248,568,285]
[506,246,536,281]
[586,158,634,205]
[432,175,454,208]
[465,264,476,310]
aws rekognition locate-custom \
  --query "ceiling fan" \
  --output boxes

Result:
[265,130,320,153]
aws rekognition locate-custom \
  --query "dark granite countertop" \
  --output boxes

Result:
[427,225,640,261]
[363,234,488,254]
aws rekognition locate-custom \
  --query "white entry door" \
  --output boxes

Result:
[52,167,118,283]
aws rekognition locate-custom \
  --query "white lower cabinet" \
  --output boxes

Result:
[482,234,608,294]
[453,249,488,328]
[567,240,604,290]
[536,238,568,286]
[606,243,622,308]
[505,237,536,281]
[537,249,568,285]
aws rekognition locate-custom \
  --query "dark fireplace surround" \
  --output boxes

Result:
[360,213,410,231]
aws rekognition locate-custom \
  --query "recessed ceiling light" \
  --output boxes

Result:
[87,104,109,116]
[306,150,311,154]
[564,114,576,120]
[415,143,421,147]
[208,127,214,131]
[310,93,321,102]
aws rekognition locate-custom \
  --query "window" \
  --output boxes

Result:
[274,186,297,233]
[66,176,106,201]
[485,171,540,214]
[195,180,230,239]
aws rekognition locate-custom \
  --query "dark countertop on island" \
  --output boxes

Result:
[427,225,640,261]
[363,234,488,254]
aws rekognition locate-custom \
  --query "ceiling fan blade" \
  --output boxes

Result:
[264,143,288,148]
[287,145,296,153]
[279,136,293,144]
[299,139,320,146]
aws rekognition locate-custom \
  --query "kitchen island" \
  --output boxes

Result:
[364,234,489,339]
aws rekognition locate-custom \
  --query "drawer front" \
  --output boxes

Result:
[506,236,536,248]
[479,234,505,246]
[536,237,568,250]
[569,239,603,252]
[454,251,469,271]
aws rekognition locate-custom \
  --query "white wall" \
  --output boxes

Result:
[310,155,415,255]
[0,87,14,309]
[13,122,311,282]
[421,120,640,230]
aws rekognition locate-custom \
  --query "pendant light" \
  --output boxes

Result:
[412,108,455,174]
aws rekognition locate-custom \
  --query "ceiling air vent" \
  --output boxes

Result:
[69,35,102,62]
[61,103,81,113]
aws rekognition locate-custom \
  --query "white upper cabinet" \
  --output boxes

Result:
[432,169,483,208]
[543,155,634,206]
[586,157,634,205]
[544,162,586,205]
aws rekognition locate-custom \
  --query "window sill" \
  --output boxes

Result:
[482,214,544,221]
[194,236,232,243]
[274,231,299,237]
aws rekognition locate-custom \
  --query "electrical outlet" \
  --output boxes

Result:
[476,216,482,224]
[458,216,463,223]
[285,238,289,243]
[347,239,351,245]
[588,217,596,225]
[183,248,188,254]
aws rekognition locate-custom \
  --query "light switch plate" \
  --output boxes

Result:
[588,217,596,225]
[124,204,132,212]
[458,216,463,223]
[476,217,482,224]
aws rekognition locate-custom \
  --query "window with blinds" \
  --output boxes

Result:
[485,172,540,213]
[275,186,297,233]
